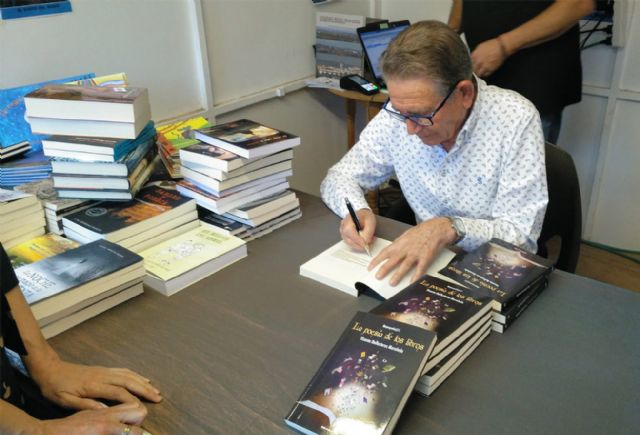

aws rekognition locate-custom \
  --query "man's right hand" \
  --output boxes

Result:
[339,207,376,253]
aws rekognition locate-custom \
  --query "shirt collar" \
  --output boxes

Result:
[455,75,485,147]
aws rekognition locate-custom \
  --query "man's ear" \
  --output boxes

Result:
[458,79,476,109]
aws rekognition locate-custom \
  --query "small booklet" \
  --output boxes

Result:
[299,238,456,299]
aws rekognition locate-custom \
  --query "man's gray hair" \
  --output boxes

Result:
[380,20,473,94]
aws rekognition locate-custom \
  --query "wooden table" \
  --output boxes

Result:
[51,193,640,435]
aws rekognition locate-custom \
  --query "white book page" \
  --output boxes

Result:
[300,238,456,298]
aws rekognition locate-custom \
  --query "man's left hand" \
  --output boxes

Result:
[367,217,455,286]
[471,38,507,77]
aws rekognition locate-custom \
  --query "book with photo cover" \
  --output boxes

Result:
[193,119,300,159]
[439,238,554,312]
[15,239,143,305]
[284,311,436,435]
[24,84,150,123]
[6,233,80,268]
[299,239,456,300]
[370,275,494,358]
[61,185,195,243]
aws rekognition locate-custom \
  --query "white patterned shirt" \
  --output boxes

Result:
[320,78,548,253]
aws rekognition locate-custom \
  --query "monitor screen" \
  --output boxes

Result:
[358,21,410,86]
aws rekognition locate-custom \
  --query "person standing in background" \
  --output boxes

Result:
[448,0,595,143]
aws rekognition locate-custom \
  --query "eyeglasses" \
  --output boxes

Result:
[382,82,459,127]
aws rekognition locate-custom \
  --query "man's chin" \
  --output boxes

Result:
[419,135,441,146]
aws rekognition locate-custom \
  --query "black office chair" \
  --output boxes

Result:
[381,142,582,273]
[537,141,582,273]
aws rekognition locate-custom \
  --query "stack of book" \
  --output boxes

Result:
[285,311,437,435]
[23,84,156,200]
[177,119,302,238]
[0,150,51,189]
[370,276,494,397]
[14,178,94,235]
[140,224,247,296]
[439,238,554,333]
[61,184,198,253]
[156,116,210,178]
[6,233,79,268]
[14,239,145,339]
[0,140,30,162]
[0,188,45,248]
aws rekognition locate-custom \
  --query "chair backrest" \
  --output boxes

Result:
[538,142,582,272]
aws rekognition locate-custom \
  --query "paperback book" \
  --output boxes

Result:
[42,120,156,162]
[192,119,300,159]
[415,320,492,396]
[181,149,292,181]
[370,275,494,358]
[299,239,456,299]
[24,84,150,123]
[15,239,143,305]
[61,185,195,243]
[285,311,436,435]
[156,116,210,178]
[6,233,79,268]
[439,238,554,313]
[141,225,247,296]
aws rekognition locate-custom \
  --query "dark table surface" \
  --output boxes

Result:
[51,193,640,435]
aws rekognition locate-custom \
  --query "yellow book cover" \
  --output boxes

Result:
[157,116,210,153]
[7,233,80,268]
[140,226,246,281]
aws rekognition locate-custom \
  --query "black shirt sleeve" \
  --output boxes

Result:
[1,242,27,355]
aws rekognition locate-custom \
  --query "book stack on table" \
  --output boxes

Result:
[0,150,51,189]
[369,276,494,397]
[0,188,45,248]
[0,140,30,162]
[177,119,302,240]
[439,238,554,334]
[13,239,145,339]
[14,178,94,235]
[60,184,199,254]
[23,84,157,201]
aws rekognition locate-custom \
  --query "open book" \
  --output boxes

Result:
[299,238,456,299]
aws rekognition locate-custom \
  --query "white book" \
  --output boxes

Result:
[40,282,144,339]
[127,219,201,253]
[300,239,456,299]
[141,226,247,296]
[24,85,150,123]
[27,116,146,139]
[225,198,300,227]
[181,161,293,193]
[177,179,289,215]
[181,150,293,181]
[0,188,39,215]
[116,210,198,249]
[2,227,46,249]
[226,190,297,220]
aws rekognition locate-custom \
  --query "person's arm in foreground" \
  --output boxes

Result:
[450,0,595,77]
[1,283,162,434]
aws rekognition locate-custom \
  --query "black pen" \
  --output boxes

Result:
[345,198,372,257]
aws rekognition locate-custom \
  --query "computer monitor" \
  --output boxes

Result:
[357,20,411,88]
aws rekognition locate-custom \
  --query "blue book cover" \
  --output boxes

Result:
[0,73,95,151]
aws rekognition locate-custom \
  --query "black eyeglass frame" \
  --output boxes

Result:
[382,81,460,127]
